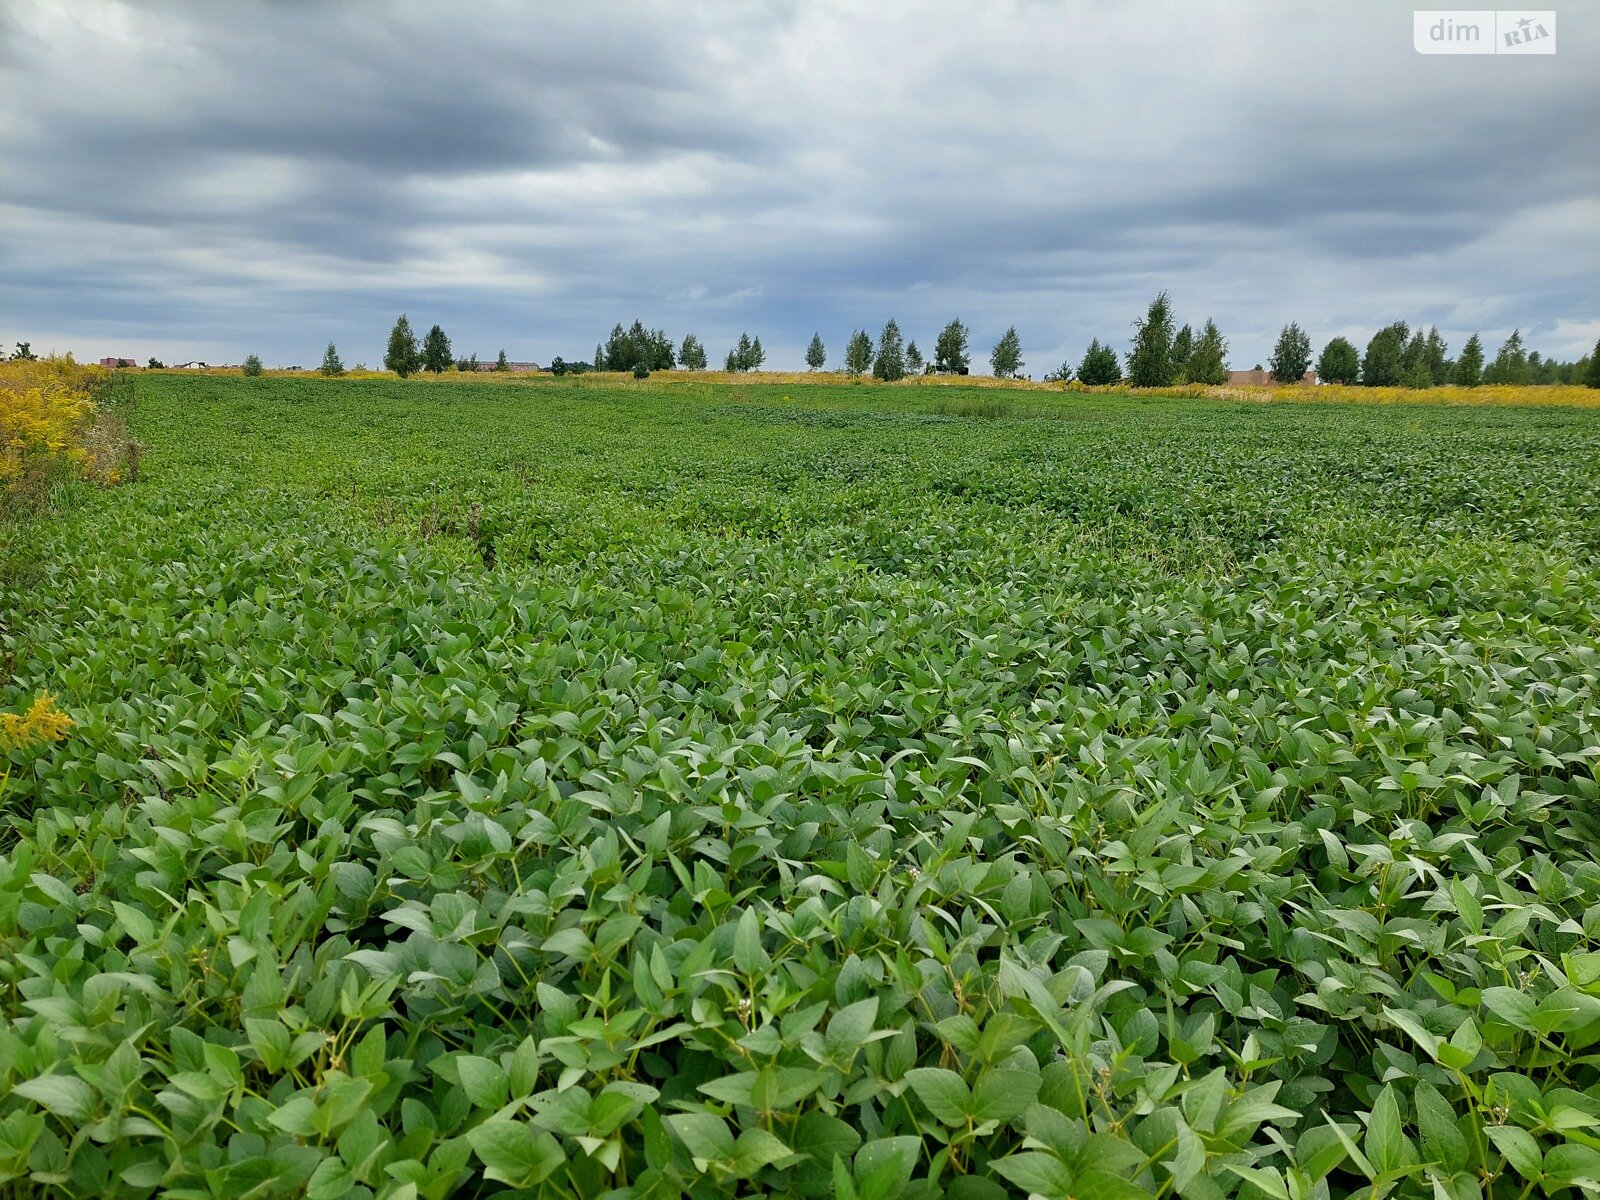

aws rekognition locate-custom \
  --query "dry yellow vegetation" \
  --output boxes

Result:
[144,364,1600,405]
[0,357,138,512]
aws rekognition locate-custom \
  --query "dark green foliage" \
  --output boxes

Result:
[1184,318,1228,385]
[1424,326,1449,385]
[9,376,1600,1199]
[844,330,873,376]
[989,326,1023,378]
[1268,321,1312,383]
[1170,324,1193,381]
[1043,359,1073,383]
[603,322,675,373]
[1076,337,1120,385]
[1485,329,1530,384]
[1455,334,1484,387]
[1316,336,1360,385]
[320,342,344,377]
[241,353,263,376]
[146,357,164,370]
[1361,322,1408,387]
[420,325,452,374]
[933,320,969,374]
[1125,292,1176,387]
[680,334,708,371]
[804,333,826,371]
[872,319,906,381]
[632,362,649,379]
[384,314,420,377]
[724,332,763,373]
[1586,340,1600,387]
[11,342,38,361]
[904,341,923,375]
[1401,331,1429,388]
[495,349,509,372]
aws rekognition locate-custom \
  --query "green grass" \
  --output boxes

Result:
[3,374,1600,1198]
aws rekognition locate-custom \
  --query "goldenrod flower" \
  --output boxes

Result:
[0,693,75,750]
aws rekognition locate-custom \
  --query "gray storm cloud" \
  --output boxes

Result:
[1,0,1596,369]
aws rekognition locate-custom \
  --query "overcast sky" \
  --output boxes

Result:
[2,1,1596,371]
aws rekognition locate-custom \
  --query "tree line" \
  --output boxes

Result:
[357,311,1600,387]
[1305,323,1593,389]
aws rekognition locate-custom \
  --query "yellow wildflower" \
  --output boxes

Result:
[0,693,75,750]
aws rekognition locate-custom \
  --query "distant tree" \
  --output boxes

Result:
[1401,331,1429,382]
[680,333,707,370]
[1043,359,1073,384]
[602,324,627,371]
[320,342,345,376]
[1316,336,1359,384]
[242,354,264,377]
[990,326,1023,378]
[1402,355,1433,389]
[1360,322,1408,386]
[748,336,765,370]
[633,362,650,379]
[550,357,567,376]
[1077,338,1121,386]
[905,340,924,374]
[724,332,756,372]
[1584,338,1600,388]
[604,321,675,371]
[1170,325,1193,381]
[805,332,827,370]
[146,357,164,370]
[1185,320,1229,386]
[1125,292,1177,387]
[873,319,907,381]
[384,314,420,377]
[1484,329,1530,384]
[11,342,37,361]
[1424,326,1449,385]
[420,325,452,374]
[933,319,970,374]
[844,330,873,376]
[1268,322,1312,383]
[636,320,674,370]
[595,343,606,372]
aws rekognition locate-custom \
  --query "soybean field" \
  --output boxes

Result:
[3,374,1600,1200]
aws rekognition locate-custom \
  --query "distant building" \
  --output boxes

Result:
[99,356,136,368]
[1227,367,1316,386]
[174,361,208,369]
[472,360,540,373]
